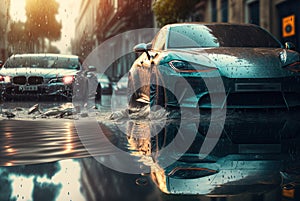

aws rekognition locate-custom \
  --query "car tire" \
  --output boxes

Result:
[150,73,166,111]
[95,84,101,103]
[150,84,165,111]
[66,94,73,102]
[150,73,180,111]
[2,94,11,102]
[127,74,140,109]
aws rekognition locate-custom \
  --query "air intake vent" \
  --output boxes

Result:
[235,83,281,92]
[13,76,26,85]
[28,76,43,85]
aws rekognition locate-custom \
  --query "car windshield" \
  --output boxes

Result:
[167,24,282,49]
[4,56,80,70]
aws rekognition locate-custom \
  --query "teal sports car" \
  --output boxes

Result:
[128,23,300,110]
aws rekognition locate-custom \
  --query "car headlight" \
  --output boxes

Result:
[62,76,74,84]
[169,60,217,72]
[0,75,11,83]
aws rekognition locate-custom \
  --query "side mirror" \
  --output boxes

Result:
[134,43,148,53]
[133,43,152,60]
[146,43,152,50]
[285,42,296,51]
[88,65,97,72]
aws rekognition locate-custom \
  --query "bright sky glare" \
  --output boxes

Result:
[10,0,80,54]
[10,0,26,22]
[10,160,84,200]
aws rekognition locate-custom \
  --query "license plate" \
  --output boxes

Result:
[19,85,38,91]
[235,83,281,92]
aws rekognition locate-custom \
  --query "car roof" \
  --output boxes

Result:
[9,53,79,59]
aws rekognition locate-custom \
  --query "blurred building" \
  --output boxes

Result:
[73,0,300,80]
[0,0,10,61]
[203,0,300,51]
[72,0,99,59]
[72,0,154,81]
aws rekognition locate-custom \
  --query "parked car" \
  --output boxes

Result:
[113,75,128,95]
[95,73,113,101]
[128,23,300,109]
[0,53,102,101]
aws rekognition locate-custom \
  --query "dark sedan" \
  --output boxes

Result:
[128,23,300,110]
[0,53,104,101]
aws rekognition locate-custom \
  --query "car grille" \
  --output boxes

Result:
[28,76,44,85]
[235,83,282,92]
[227,92,286,106]
[13,76,27,85]
[12,76,44,85]
[197,91,300,109]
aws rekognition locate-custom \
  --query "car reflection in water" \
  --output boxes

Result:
[0,108,299,200]
[76,108,300,200]
[153,111,300,200]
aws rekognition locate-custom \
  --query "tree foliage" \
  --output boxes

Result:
[8,21,30,53]
[25,0,62,42]
[152,0,199,27]
[47,44,60,54]
[8,21,28,43]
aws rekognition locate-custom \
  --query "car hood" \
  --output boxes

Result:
[162,47,300,78]
[0,68,78,78]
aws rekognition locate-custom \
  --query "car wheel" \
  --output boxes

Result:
[150,84,166,111]
[2,94,11,102]
[66,94,73,102]
[127,74,140,109]
[150,73,180,111]
[0,93,4,102]
[150,74,166,111]
[95,84,101,103]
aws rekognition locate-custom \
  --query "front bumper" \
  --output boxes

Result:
[163,73,300,109]
[0,83,73,100]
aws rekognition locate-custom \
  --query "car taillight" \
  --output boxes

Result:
[62,76,74,84]
[169,60,217,73]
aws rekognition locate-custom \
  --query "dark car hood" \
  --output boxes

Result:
[0,67,78,78]
[164,47,299,78]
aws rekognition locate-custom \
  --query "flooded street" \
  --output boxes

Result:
[0,95,114,166]
[0,95,300,200]
[3,0,300,200]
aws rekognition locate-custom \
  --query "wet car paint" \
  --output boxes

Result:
[128,23,300,109]
[0,54,108,102]
[0,54,81,100]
